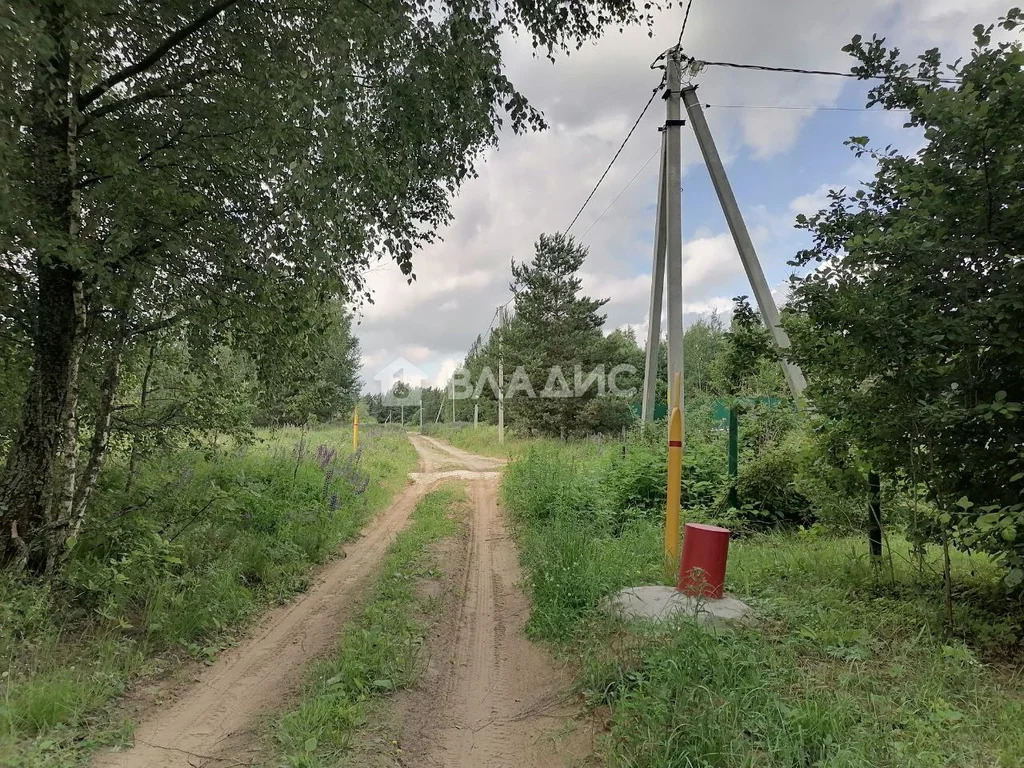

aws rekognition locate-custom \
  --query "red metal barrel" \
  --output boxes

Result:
[677,522,731,599]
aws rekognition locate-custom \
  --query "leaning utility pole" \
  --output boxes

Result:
[681,85,807,400]
[641,51,685,426]
[641,132,668,422]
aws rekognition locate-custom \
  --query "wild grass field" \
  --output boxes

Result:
[502,432,1024,768]
[0,424,416,768]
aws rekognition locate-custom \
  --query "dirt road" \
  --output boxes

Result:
[95,433,584,768]
[392,473,591,768]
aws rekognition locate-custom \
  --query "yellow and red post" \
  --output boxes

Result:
[665,373,683,572]
[352,408,359,452]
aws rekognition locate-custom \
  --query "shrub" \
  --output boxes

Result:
[502,443,602,525]
[602,437,666,531]
[734,433,815,527]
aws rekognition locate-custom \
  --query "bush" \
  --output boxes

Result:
[601,436,666,531]
[502,443,603,525]
[734,433,815,528]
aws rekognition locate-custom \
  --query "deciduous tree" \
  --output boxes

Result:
[0,0,655,572]
[788,10,1024,586]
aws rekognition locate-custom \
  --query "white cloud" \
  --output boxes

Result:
[789,183,836,218]
[403,345,434,364]
[433,357,462,389]
[354,0,1009,388]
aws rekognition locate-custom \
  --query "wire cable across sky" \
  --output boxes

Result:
[563,79,663,235]
[565,0,699,236]
[687,57,962,84]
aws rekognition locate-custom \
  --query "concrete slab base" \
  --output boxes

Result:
[602,585,754,628]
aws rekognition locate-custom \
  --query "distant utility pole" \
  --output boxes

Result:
[450,377,455,423]
[641,52,685,427]
[497,305,505,444]
[681,84,807,401]
[420,395,424,432]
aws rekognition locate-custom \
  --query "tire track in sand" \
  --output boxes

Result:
[391,470,593,768]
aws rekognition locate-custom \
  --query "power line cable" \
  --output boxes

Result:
[486,297,514,334]
[564,78,663,235]
[676,0,696,48]
[565,0,697,237]
[579,147,660,240]
[686,57,961,84]
[704,102,912,112]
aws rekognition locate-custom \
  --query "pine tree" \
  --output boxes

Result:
[505,233,616,437]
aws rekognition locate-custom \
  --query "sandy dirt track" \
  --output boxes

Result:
[95,433,585,768]
[394,474,591,768]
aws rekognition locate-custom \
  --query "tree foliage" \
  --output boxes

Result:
[788,10,1024,586]
[503,233,630,436]
[0,0,656,572]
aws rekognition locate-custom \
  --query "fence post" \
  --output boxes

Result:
[727,406,739,508]
[868,470,882,557]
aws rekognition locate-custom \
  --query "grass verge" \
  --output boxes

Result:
[505,445,1024,768]
[271,484,465,767]
[0,424,417,767]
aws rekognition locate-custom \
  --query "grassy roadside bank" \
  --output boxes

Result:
[503,444,1024,767]
[271,484,465,767]
[0,425,416,768]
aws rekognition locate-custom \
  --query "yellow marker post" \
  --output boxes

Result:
[666,405,683,571]
[665,373,683,572]
[352,409,359,452]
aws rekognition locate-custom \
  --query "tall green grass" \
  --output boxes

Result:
[504,442,1024,768]
[0,425,416,767]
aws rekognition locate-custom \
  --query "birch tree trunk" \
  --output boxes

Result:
[0,0,87,574]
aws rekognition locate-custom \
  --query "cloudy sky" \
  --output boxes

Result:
[357,0,1009,393]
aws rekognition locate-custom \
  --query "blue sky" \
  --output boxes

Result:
[357,0,1009,392]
